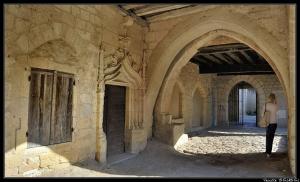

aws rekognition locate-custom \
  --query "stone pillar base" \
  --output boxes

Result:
[171,123,186,146]
[125,128,147,154]
[95,134,107,164]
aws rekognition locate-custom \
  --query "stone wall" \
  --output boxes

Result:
[178,63,213,132]
[214,74,288,128]
[175,63,288,130]
[5,4,145,176]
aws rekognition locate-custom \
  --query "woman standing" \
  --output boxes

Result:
[263,93,279,158]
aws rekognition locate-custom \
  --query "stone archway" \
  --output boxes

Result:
[169,82,184,119]
[156,79,185,115]
[191,88,205,128]
[144,7,293,174]
[190,84,209,130]
[221,76,265,126]
[144,9,289,139]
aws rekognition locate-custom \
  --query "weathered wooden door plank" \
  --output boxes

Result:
[28,72,41,148]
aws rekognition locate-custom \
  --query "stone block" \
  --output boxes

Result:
[94,15,102,26]
[16,34,29,53]
[31,11,49,25]
[85,22,95,33]
[5,13,15,30]
[75,18,86,30]
[14,6,32,18]
[42,27,57,42]
[77,29,91,42]
[86,6,97,14]
[71,6,81,17]
[174,133,188,150]
[125,129,147,153]
[61,12,76,27]
[80,9,90,21]
[55,5,72,13]
[171,123,185,146]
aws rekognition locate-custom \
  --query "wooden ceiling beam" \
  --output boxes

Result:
[224,52,243,64]
[210,53,233,64]
[192,56,213,67]
[135,5,191,16]
[115,5,149,28]
[198,64,274,74]
[201,54,223,64]
[217,72,275,76]
[198,48,252,55]
[240,50,255,65]
[220,53,236,64]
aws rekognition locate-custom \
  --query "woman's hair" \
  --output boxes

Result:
[267,93,276,104]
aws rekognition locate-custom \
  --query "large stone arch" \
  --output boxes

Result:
[220,76,266,126]
[11,22,98,58]
[145,8,289,139]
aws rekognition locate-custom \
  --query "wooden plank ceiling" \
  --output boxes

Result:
[190,43,274,75]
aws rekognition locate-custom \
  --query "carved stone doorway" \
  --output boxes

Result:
[103,85,126,157]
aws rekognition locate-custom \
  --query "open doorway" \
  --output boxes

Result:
[103,85,126,157]
[228,81,257,127]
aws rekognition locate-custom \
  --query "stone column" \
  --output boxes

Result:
[288,5,296,175]
[95,45,107,164]
[125,88,147,153]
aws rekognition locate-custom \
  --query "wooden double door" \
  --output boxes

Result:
[103,85,126,157]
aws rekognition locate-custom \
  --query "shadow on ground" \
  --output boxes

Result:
[40,126,292,178]
[62,139,293,178]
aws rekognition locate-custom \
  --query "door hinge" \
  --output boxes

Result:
[73,80,75,86]
[26,131,28,137]
[28,75,31,81]
[71,127,74,132]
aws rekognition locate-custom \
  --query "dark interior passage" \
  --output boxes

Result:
[228,81,257,127]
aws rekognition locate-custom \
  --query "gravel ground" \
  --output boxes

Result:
[39,126,292,178]
[177,126,288,154]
